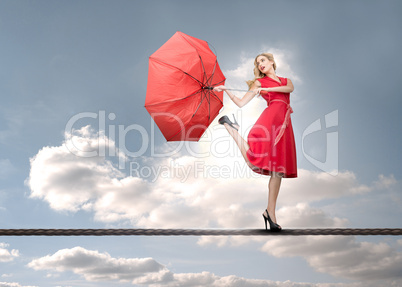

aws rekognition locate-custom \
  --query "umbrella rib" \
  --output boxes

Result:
[206,61,226,89]
[199,56,208,88]
[191,89,212,123]
[192,90,218,128]
[192,90,206,118]
[213,78,225,86]
[178,33,210,86]
[197,90,210,121]
[166,92,204,141]
[207,91,211,121]
[208,90,223,106]
[205,60,217,87]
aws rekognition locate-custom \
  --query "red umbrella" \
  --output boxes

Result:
[145,31,226,141]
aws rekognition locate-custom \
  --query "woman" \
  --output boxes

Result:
[213,53,297,232]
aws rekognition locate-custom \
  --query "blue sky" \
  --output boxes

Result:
[1,0,402,286]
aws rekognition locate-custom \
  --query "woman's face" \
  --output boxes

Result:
[256,55,273,74]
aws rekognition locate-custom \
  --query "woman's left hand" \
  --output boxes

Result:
[213,85,226,92]
[254,88,269,95]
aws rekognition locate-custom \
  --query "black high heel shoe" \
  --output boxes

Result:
[218,114,239,131]
[262,209,282,232]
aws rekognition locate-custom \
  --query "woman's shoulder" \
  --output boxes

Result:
[255,76,267,84]
[252,78,262,87]
[278,76,288,85]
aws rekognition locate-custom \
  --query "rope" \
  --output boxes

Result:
[0,228,401,236]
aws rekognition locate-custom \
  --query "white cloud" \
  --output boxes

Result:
[261,236,402,282]
[162,273,318,287]
[27,126,166,221]
[28,246,169,283]
[0,283,37,287]
[0,243,19,263]
[277,203,348,228]
[27,246,384,287]
[374,174,397,190]
[277,169,371,206]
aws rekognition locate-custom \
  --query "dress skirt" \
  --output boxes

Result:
[246,76,297,178]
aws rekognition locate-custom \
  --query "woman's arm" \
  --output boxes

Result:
[214,80,261,108]
[257,78,294,94]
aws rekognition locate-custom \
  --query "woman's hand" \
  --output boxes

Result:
[213,85,227,92]
[254,88,270,95]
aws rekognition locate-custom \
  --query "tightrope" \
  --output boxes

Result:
[0,228,401,236]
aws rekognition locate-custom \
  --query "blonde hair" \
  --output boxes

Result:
[246,53,277,89]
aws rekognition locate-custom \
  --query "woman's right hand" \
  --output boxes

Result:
[213,85,226,92]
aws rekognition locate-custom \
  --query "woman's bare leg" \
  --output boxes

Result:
[222,123,255,169]
[223,123,283,226]
[266,172,282,224]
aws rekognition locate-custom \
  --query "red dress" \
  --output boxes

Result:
[246,76,297,178]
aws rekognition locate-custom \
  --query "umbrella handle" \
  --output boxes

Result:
[226,88,254,92]
[203,86,249,92]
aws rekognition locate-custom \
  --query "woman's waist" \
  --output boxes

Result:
[261,93,289,103]
[266,98,290,106]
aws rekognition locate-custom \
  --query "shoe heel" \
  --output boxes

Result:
[262,214,268,230]
[232,114,239,127]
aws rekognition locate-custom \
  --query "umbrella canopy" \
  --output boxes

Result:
[145,31,226,141]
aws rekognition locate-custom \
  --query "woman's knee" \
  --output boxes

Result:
[271,171,284,178]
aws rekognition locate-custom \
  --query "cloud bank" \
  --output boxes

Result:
[28,246,169,283]
[0,283,36,287]
[26,125,380,229]
[28,246,402,287]
[261,236,402,282]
